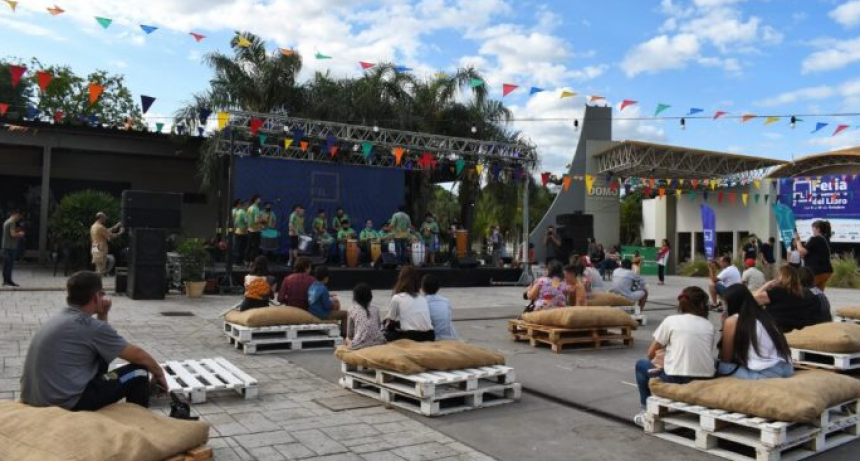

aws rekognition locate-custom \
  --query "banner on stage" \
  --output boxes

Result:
[700,204,716,260]
[772,203,796,250]
[780,176,860,243]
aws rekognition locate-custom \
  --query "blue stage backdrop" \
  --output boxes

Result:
[234,157,406,248]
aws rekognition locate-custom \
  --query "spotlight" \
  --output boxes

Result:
[573,119,579,130]
[373,124,379,133]
[471,126,478,134]
[790,116,797,129]
[680,118,686,130]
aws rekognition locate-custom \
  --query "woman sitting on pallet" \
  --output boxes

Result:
[717,285,793,379]
[526,261,573,311]
[384,266,435,342]
[346,283,387,350]
[238,256,276,311]
[633,286,715,427]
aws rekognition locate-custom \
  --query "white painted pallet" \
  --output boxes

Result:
[223,321,339,342]
[227,334,342,354]
[161,357,258,403]
[340,373,521,417]
[644,396,860,461]
[834,316,860,326]
[341,362,515,399]
[615,305,647,326]
[791,348,860,371]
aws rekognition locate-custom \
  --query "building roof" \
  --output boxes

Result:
[593,140,787,180]
[767,146,860,178]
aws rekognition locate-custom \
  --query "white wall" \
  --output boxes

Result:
[675,184,777,237]
[641,198,666,243]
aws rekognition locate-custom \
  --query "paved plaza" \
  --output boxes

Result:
[2,267,859,461]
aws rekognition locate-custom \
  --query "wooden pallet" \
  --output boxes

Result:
[227,333,342,354]
[162,445,212,461]
[341,362,515,399]
[834,316,860,326]
[644,396,860,461]
[223,321,340,342]
[507,320,634,353]
[161,357,258,403]
[791,348,860,371]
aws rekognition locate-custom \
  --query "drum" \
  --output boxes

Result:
[455,230,469,258]
[411,242,426,267]
[298,235,313,252]
[370,239,382,262]
[346,239,360,268]
[260,229,280,252]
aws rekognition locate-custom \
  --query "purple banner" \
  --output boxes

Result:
[779,175,858,219]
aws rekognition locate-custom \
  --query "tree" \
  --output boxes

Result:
[0,59,33,119]
[620,192,643,245]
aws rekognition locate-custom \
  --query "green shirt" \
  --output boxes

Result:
[337,228,356,241]
[261,210,277,229]
[420,221,440,243]
[359,228,377,241]
[289,212,305,236]
[332,214,350,231]
[233,209,248,234]
[391,211,411,239]
[247,204,261,232]
[312,217,326,235]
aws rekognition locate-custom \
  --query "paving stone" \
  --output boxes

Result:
[392,443,461,461]
[360,452,408,461]
[321,423,381,441]
[249,446,288,461]
[293,429,349,456]
[274,442,317,460]
[302,454,363,461]
[234,430,296,449]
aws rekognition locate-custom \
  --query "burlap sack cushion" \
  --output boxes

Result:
[786,322,860,353]
[225,306,329,327]
[589,292,635,307]
[522,307,638,329]
[336,339,505,374]
[0,401,210,461]
[836,307,860,320]
[651,370,860,423]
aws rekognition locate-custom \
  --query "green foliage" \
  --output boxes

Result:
[620,192,643,245]
[49,190,123,255]
[176,238,211,282]
[0,59,33,119]
[828,253,860,289]
[679,259,710,277]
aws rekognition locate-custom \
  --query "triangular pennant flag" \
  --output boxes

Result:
[197,126,204,137]
[691,178,699,188]
[405,161,413,171]
[562,176,571,192]
[649,178,656,188]
[502,84,518,97]
[216,112,229,130]
[190,32,205,42]
[393,147,404,166]
[315,52,332,60]
[610,180,619,192]
[589,95,605,102]
[625,184,632,195]
[679,179,685,186]
[9,65,26,88]
[53,110,63,123]
[620,99,637,111]
[585,175,595,194]
[140,25,158,34]
[643,185,651,197]
[95,17,113,29]
[140,95,156,114]
[476,164,484,175]
[755,194,760,204]
[284,139,293,150]
[764,116,779,125]
[88,83,104,105]
[728,192,736,204]
[418,152,438,169]
[529,87,545,96]
[675,189,682,198]
[703,192,709,201]
[456,158,465,175]
[325,134,337,155]
[249,118,263,136]
[541,172,550,187]
[258,134,268,145]
[710,179,717,191]
[393,65,412,72]
[433,72,447,78]
[300,141,309,152]
[329,146,339,157]
[359,61,375,70]
[688,108,703,115]
[718,191,724,204]
[47,5,64,15]
[36,71,52,93]
[361,141,372,159]
[469,78,484,88]
[812,122,828,134]
[279,48,295,56]
[176,124,186,135]
[654,103,671,117]
[0,103,7,116]
[742,193,748,206]
[714,111,728,119]
[754,179,761,189]
[741,114,756,123]
[833,124,850,136]
[560,91,577,99]
[237,36,252,47]
[4,1,17,12]
[689,190,696,200]
[155,122,164,133]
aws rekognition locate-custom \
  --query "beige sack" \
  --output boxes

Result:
[589,292,635,307]
[522,307,638,329]
[836,307,860,320]
[0,401,210,461]
[337,339,505,375]
[651,370,860,423]
[786,322,860,353]
[225,306,329,327]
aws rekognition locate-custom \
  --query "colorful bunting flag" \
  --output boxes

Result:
[620,99,637,111]
[833,124,850,136]
[502,84,518,97]
[589,95,605,102]
[393,147,404,166]
[728,192,736,204]
[691,178,699,189]
[284,139,293,150]
[585,175,595,194]
[47,5,64,15]
[529,87,545,95]
[658,188,665,198]
[359,61,375,70]
[325,134,337,156]
[433,72,447,79]
[714,111,728,119]
[95,17,113,29]
[541,172,550,187]
[754,179,761,189]
[53,110,63,123]
[237,36,252,47]
[140,25,158,34]
[560,91,577,99]
[469,78,484,88]
[688,108,703,115]
[562,176,571,192]
[249,118,263,136]
[258,134,268,145]
[216,112,229,130]
[292,128,304,147]
[812,122,828,134]
[0,103,8,116]
[361,141,372,159]
[476,164,484,175]
[4,1,17,12]
[675,189,682,198]
[764,116,779,125]
[456,158,465,175]
[198,108,212,125]
[155,122,164,133]
[300,141,309,152]
[393,65,412,72]
[654,103,671,117]
[718,191,724,204]
[279,48,295,56]
[190,32,205,42]
[36,71,52,93]
[755,194,760,204]
[418,152,438,169]
[140,95,156,114]
[88,83,104,105]
[710,179,716,191]
[9,65,26,88]
[742,193,748,206]
[329,146,339,157]
[741,114,756,123]
[315,52,331,60]
[703,192,709,201]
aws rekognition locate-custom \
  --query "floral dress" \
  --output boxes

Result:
[346,303,387,350]
[533,277,571,311]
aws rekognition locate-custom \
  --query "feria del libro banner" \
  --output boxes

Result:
[700,204,716,260]
[779,175,860,243]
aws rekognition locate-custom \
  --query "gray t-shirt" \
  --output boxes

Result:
[610,267,647,299]
[2,218,18,250]
[20,307,128,409]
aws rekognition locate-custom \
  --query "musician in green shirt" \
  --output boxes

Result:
[331,207,349,235]
[288,205,305,266]
[359,219,378,266]
[420,213,441,265]
[390,205,411,264]
[336,219,357,267]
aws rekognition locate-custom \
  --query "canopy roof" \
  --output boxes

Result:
[768,146,860,178]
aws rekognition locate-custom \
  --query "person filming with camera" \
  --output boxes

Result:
[543,225,562,265]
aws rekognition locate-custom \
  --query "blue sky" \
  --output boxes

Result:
[1,0,860,175]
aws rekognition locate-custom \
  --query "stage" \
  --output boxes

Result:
[208,263,524,291]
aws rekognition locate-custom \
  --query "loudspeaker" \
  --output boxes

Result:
[122,190,182,229]
[127,264,166,300]
[115,267,128,294]
[556,213,593,228]
[130,229,167,265]
[453,256,480,269]
[380,253,399,269]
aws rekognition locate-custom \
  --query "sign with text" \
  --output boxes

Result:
[700,204,716,260]
[780,175,860,243]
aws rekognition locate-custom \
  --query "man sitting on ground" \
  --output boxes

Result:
[277,257,315,309]
[421,274,458,340]
[708,256,741,309]
[20,271,167,410]
[609,259,648,310]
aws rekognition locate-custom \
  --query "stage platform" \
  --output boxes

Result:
[208,263,523,291]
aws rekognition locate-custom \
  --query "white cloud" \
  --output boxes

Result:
[621,34,700,77]
[830,1,860,28]
[0,14,65,41]
[801,36,860,74]
[805,128,860,151]
[755,85,837,107]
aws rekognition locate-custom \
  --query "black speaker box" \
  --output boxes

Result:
[453,256,480,269]
[127,264,166,300]
[122,190,182,229]
[131,229,167,265]
[556,213,593,228]
[380,253,399,269]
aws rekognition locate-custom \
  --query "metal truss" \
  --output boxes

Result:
[595,143,785,182]
[214,110,538,170]
[768,153,860,177]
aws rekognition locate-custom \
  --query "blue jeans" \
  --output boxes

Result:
[635,359,693,407]
[717,361,794,379]
[395,238,409,264]
[2,248,14,284]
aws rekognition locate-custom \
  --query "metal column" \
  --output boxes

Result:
[38,145,51,264]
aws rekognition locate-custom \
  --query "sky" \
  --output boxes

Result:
[1,0,860,176]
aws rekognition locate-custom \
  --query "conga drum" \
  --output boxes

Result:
[346,239,360,267]
[261,229,279,253]
[411,241,426,267]
[455,230,469,258]
[298,235,312,252]
[370,239,382,262]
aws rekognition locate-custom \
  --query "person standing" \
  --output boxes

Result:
[656,239,670,285]
[759,237,776,281]
[288,205,305,266]
[489,225,503,267]
[421,214,440,266]
[796,220,833,291]
[390,205,412,265]
[542,226,561,265]
[2,209,24,287]
[742,235,759,262]
[233,200,249,265]
[90,212,122,277]
[245,195,263,265]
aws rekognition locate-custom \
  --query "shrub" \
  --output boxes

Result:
[176,238,211,282]
[49,190,124,269]
[828,253,860,289]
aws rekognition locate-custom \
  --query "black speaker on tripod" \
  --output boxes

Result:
[122,190,182,230]
[127,228,167,300]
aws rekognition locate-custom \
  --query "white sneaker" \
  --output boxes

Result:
[633,411,646,428]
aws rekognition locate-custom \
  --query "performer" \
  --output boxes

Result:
[331,207,349,235]
[390,205,411,264]
[312,209,327,237]
[90,212,122,277]
[261,202,277,230]
[359,219,378,266]
[420,213,440,265]
[245,195,263,265]
[233,200,249,265]
[288,205,305,266]
[337,218,357,267]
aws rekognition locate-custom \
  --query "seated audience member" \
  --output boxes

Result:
[610,259,648,310]
[741,258,766,292]
[562,264,588,306]
[239,256,275,311]
[384,266,435,341]
[633,286,715,427]
[583,263,605,294]
[598,246,621,278]
[708,256,741,309]
[308,266,347,336]
[422,274,458,340]
[718,284,793,379]
[632,251,643,275]
[799,267,833,324]
[20,271,167,410]
[526,261,571,311]
[277,257,314,308]
[753,265,818,332]
[346,283,386,350]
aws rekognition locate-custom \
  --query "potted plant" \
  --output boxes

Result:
[176,238,211,298]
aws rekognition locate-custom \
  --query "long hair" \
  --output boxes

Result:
[353,283,373,312]
[393,265,420,296]
[250,256,269,276]
[813,220,832,241]
[677,286,708,318]
[723,284,755,318]
[777,265,804,298]
[546,260,564,279]
[732,296,791,368]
